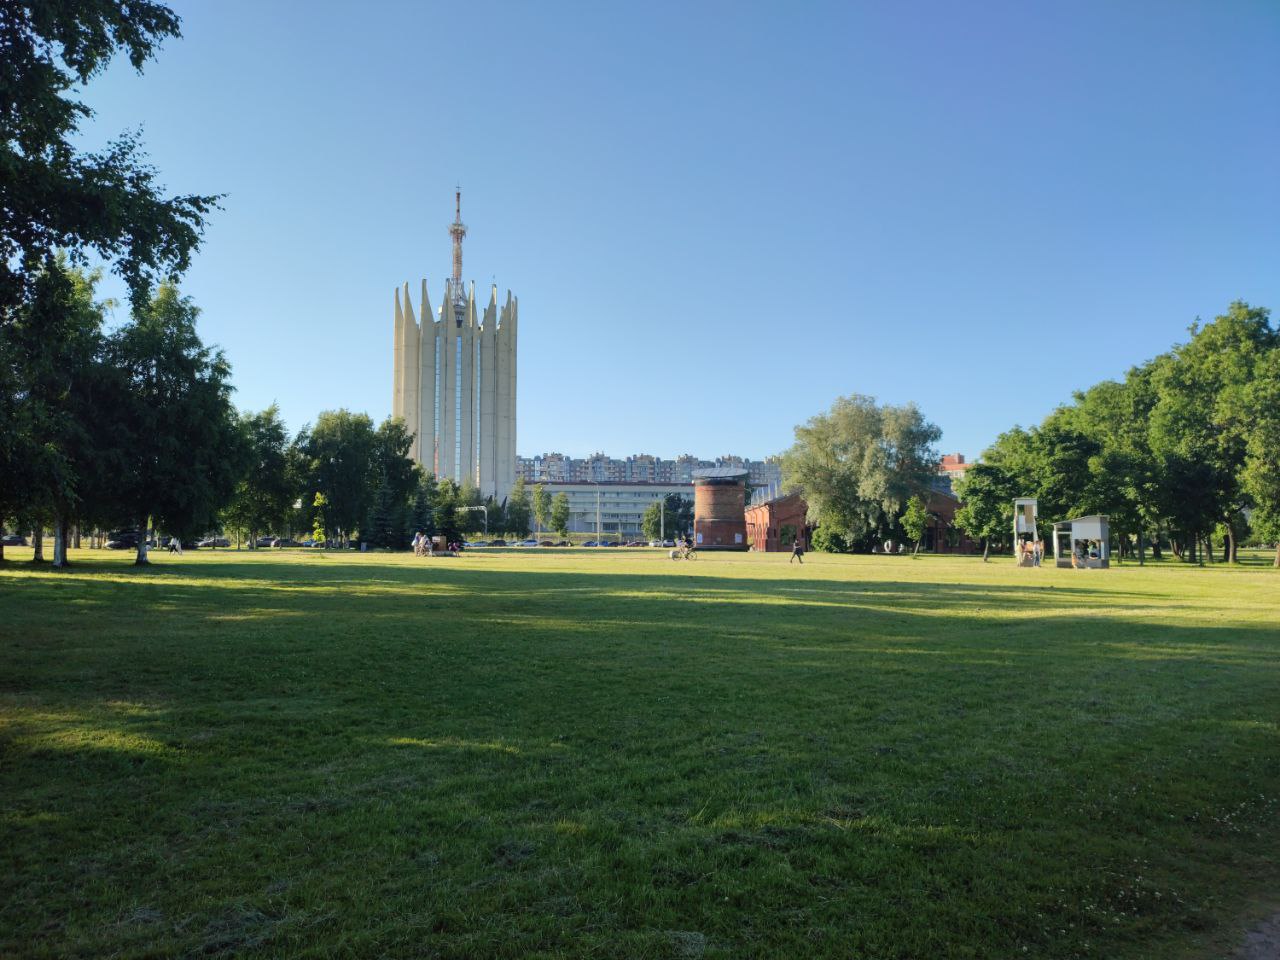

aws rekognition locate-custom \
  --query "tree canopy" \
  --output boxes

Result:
[782,394,940,547]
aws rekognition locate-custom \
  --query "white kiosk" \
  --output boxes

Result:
[1013,498,1039,567]
[1053,515,1110,569]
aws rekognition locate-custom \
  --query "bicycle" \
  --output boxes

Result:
[669,543,697,561]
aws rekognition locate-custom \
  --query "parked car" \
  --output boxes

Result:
[198,537,231,548]
[556,540,571,547]
[273,537,301,547]
[625,540,645,547]
[254,535,275,548]
[520,539,539,547]
[490,539,507,547]
[1,533,28,546]
[539,540,554,547]
[661,539,675,548]
[583,540,597,547]
[471,540,490,547]
[604,541,620,547]
[105,530,139,550]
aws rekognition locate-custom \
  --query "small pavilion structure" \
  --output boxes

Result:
[1053,515,1110,568]
[1013,498,1039,567]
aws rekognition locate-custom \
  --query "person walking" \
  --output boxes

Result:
[790,535,805,564]
[412,531,423,557]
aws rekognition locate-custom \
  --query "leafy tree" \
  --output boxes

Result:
[106,284,243,564]
[374,417,418,536]
[665,493,694,536]
[1149,303,1276,562]
[782,394,940,546]
[310,493,328,545]
[1242,348,1280,566]
[809,526,849,554]
[640,501,664,541]
[457,482,484,535]
[550,492,570,539]
[363,470,399,549]
[1,1,217,314]
[641,495,689,540]
[5,257,113,566]
[901,495,929,555]
[223,405,294,548]
[532,483,550,535]
[406,475,437,542]
[299,410,377,548]
[433,479,461,545]
[953,462,1015,561]
[505,477,532,539]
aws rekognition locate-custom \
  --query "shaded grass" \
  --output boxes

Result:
[1,548,1278,958]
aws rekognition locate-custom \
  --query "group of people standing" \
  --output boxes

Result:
[1018,539,1044,566]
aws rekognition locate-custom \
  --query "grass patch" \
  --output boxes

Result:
[1,547,1277,957]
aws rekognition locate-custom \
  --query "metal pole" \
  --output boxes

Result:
[596,484,601,545]
[660,493,664,541]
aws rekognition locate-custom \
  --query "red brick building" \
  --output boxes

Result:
[744,492,809,552]
[744,488,977,554]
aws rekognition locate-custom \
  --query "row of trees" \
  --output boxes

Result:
[222,407,573,551]
[954,301,1280,564]
[780,394,942,552]
[1,263,242,565]
[1,2,222,564]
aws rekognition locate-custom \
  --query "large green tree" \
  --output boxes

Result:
[298,410,377,548]
[1242,348,1280,566]
[782,394,940,547]
[953,463,1015,561]
[504,477,532,539]
[107,284,243,563]
[1148,302,1277,562]
[6,257,114,566]
[223,405,294,548]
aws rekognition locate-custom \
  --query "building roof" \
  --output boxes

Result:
[692,467,750,480]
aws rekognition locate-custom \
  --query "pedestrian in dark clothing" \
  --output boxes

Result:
[790,536,805,564]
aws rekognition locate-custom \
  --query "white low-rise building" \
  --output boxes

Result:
[534,482,694,539]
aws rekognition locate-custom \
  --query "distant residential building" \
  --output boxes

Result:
[938,453,970,482]
[518,452,781,490]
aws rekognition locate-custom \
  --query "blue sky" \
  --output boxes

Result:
[80,0,1280,461]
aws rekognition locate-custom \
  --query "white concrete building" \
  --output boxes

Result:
[537,482,694,539]
[392,192,517,500]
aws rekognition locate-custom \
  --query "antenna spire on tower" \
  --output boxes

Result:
[448,186,468,322]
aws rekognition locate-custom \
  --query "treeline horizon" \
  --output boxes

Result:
[952,301,1279,565]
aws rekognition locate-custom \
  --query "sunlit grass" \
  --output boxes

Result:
[0,546,1277,958]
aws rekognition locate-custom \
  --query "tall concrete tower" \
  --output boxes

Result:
[392,192,517,500]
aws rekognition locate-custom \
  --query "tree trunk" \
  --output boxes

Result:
[135,518,150,565]
[1224,527,1235,564]
[31,525,44,562]
[52,515,69,568]
[73,526,81,549]
[1138,530,1145,566]
[981,538,990,562]
[1274,542,1279,568]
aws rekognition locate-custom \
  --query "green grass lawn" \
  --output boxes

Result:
[1,547,1277,958]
